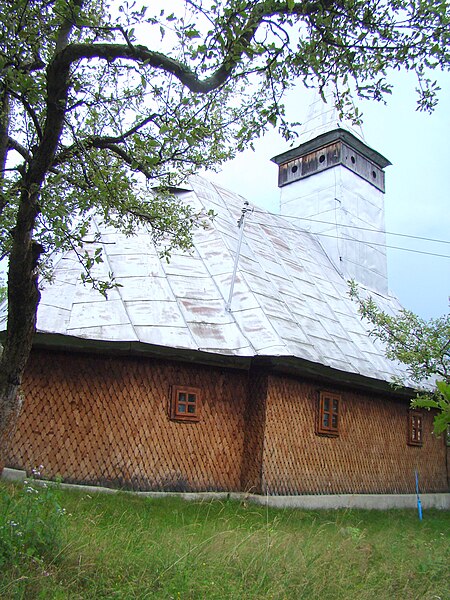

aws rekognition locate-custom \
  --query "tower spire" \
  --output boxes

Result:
[271,88,391,294]
[299,85,365,145]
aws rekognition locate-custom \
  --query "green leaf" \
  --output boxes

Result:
[185,28,200,40]
[436,380,450,399]
[412,398,439,410]
[432,411,450,435]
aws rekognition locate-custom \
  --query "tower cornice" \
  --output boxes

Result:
[271,128,391,169]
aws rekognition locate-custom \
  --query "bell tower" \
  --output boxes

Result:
[271,93,391,294]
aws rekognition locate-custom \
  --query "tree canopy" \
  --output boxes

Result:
[349,282,450,434]
[0,0,449,466]
[1,0,449,266]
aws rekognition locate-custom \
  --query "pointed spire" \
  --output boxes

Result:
[298,86,365,144]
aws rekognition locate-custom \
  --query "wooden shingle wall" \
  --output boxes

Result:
[240,369,268,494]
[7,349,248,492]
[262,374,448,495]
[6,350,448,494]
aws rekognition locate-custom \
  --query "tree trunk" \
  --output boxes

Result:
[0,22,75,472]
[0,86,10,184]
[0,288,39,472]
[0,187,41,472]
[0,373,25,474]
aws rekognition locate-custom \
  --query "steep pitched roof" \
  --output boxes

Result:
[0,175,414,390]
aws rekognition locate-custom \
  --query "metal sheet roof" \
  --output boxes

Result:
[0,175,414,388]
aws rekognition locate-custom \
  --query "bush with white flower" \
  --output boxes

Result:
[0,466,67,567]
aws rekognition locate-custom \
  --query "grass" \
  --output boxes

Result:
[1,482,449,599]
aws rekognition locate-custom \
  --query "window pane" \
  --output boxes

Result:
[323,398,330,411]
[332,415,337,428]
[171,386,200,421]
[332,399,338,413]
[323,414,329,427]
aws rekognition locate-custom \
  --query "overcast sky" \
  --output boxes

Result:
[207,71,450,320]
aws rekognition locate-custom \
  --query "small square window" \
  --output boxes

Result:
[317,391,340,436]
[408,412,423,446]
[170,386,200,422]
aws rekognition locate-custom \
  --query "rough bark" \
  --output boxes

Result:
[0,86,10,216]
[0,388,24,474]
[0,185,43,471]
[0,4,77,471]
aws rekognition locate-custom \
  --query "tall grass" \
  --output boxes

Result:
[0,482,448,599]
[0,470,66,568]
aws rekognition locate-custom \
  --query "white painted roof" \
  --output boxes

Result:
[0,175,414,388]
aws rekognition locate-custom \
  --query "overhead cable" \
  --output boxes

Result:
[253,209,450,246]
[252,219,450,259]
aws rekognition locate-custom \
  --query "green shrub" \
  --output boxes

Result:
[0,467,67,568]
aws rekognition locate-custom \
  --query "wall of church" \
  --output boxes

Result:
[6,349,248,492]
[261,374,448,495]
[6,350,448,495]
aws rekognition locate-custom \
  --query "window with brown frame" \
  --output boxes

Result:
[408,411,423,446]
[317,391,340,436]
[170,385,201,422]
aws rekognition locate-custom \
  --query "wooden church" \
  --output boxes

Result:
[1,95,448,498]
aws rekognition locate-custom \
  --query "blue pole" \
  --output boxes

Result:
[415,470,423,521]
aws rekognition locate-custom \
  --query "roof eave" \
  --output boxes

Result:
[271,129,391,169]
[254,355,414,400]
[18,332,415,401]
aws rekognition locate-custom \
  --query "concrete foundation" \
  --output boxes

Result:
[2,468,449,510]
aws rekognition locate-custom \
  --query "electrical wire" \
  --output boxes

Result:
[253,208,450,246]
[252,219,450,259]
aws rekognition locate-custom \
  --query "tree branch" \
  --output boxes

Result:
[53,113,160,166]
[100,143,154,179]
[8,90,43,141]
[55,0,84,53]
[0,87,11,216]
[7,137,32,163]
[49,1,320,95]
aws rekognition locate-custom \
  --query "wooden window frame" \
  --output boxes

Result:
[408,411,423,446]
[317,391,340,437]
[170,385,201,422]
